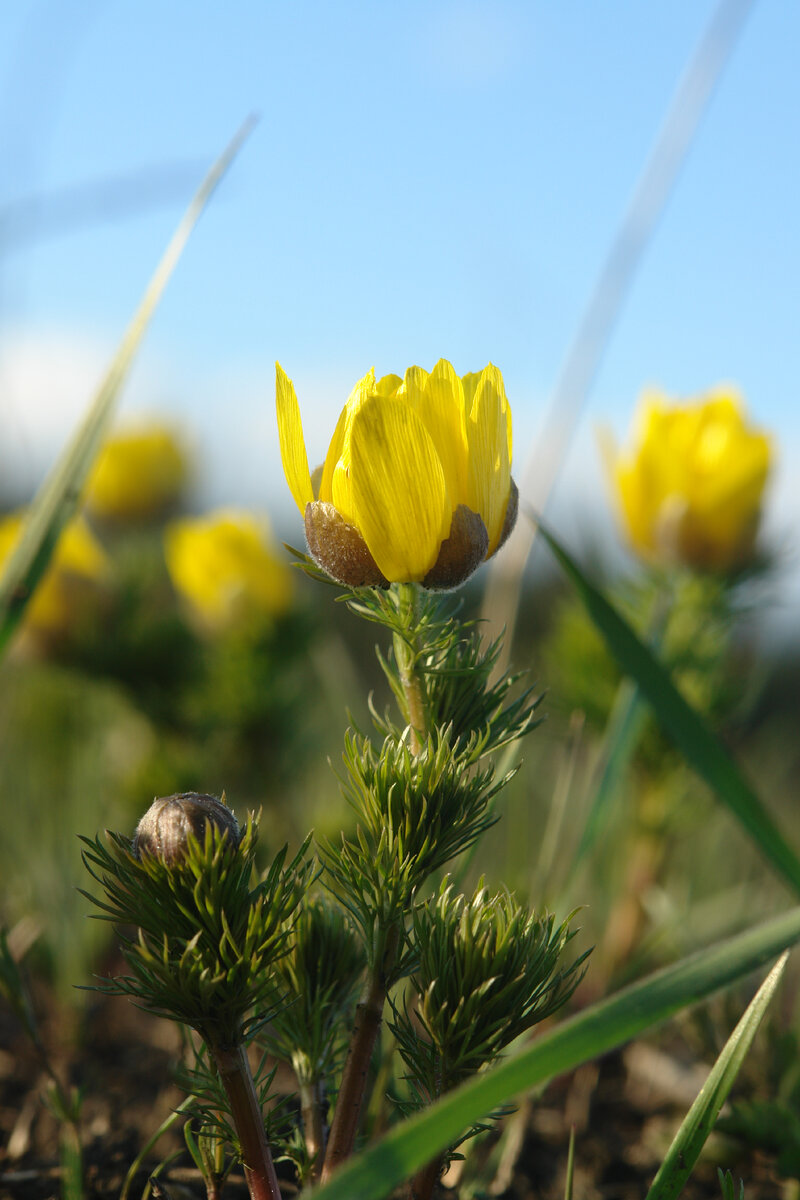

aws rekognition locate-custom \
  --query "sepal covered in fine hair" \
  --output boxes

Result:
[133,791,240,864]
[302,483,517,591]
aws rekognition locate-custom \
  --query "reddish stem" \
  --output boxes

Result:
[408,1154,444,1200]
[321,926,399,1181]
[210,1041,282,1200]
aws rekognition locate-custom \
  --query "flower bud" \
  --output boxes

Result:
[133,792,240,864]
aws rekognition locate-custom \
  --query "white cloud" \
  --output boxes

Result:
[0,326,170,499]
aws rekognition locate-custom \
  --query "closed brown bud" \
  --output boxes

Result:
[133,792,240,864]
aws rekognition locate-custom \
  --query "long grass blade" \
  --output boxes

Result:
[533,516,800,897]
[645,952,787,1199]
[481,0,754,658]
[304,906,800,1200]
[0,117,255,658]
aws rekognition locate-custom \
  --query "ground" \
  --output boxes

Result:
[0,974,782,1200]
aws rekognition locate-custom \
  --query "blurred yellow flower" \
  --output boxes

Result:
[611,388,772,571]
[276,359,517,588]
[0,512,108,636]
[86,424,188,521]
[164,509,293,631]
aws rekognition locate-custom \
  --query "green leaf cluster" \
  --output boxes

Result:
[80,819,312,1042]
[265,897,366,1085]
[324,585,542,978]
[392,881,586,1108]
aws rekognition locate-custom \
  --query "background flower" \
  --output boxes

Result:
[0,511,108,637]
[164,508,292,632]
[608,388,772,572]
[85,424,189,522]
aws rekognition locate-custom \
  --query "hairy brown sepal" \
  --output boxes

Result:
[423,505,489,590]
[305,501,388,588]
[493,476,519,556]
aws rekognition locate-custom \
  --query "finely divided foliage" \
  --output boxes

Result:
[80,820,313,1042]
[392,881,587,1107]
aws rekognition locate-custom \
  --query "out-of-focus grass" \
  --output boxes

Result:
[0,656,151,996]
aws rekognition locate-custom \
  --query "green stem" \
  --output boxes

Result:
[299,1078,326,1179]
[321,925,400,1182]
[210,1041,282,1200]
[393,584,428,754]
[571,581,672,873]
[59,1119,84,1200]
[120,1097,194,1200]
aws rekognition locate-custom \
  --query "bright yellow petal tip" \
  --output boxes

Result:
[276,363,314,515]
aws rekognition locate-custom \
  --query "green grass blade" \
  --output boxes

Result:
[573,676,647,866]
[533,516,800,897]
[307,906,800,1200]
[646,952,786,1199]
[564,1125,576,1200]
[0,117,256,658]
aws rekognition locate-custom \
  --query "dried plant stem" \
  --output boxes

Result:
[299,1079,326,1178]
[210,1042,282,1200]
[321,925,400,1182]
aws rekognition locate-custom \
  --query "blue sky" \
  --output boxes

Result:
[1,1,798,607]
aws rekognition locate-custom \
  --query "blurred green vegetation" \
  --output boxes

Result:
[3,500,799,1006]
[3,452,800,1195]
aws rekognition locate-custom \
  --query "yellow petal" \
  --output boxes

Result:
[375,373,402,397]
[466,368,511,553]
[319,368,376,510]
[348,396,451,582]
[397,365,429,402]
[463,365,512,465]
[276,364,314,514]
[418,359,469,504]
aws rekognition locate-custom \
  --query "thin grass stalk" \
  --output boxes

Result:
[480,0,754,662]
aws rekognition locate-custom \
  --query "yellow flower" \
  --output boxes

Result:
[0,511,108,636]
[611,388,772,571]
[85,424,188,521]
[164,509,293,631]
[276,359,517,588]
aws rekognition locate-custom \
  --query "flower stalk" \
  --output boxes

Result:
[209,1041,282,1200]
[321,922,400,1181]
[298,1079,326,1176]
[393,583,428,755]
